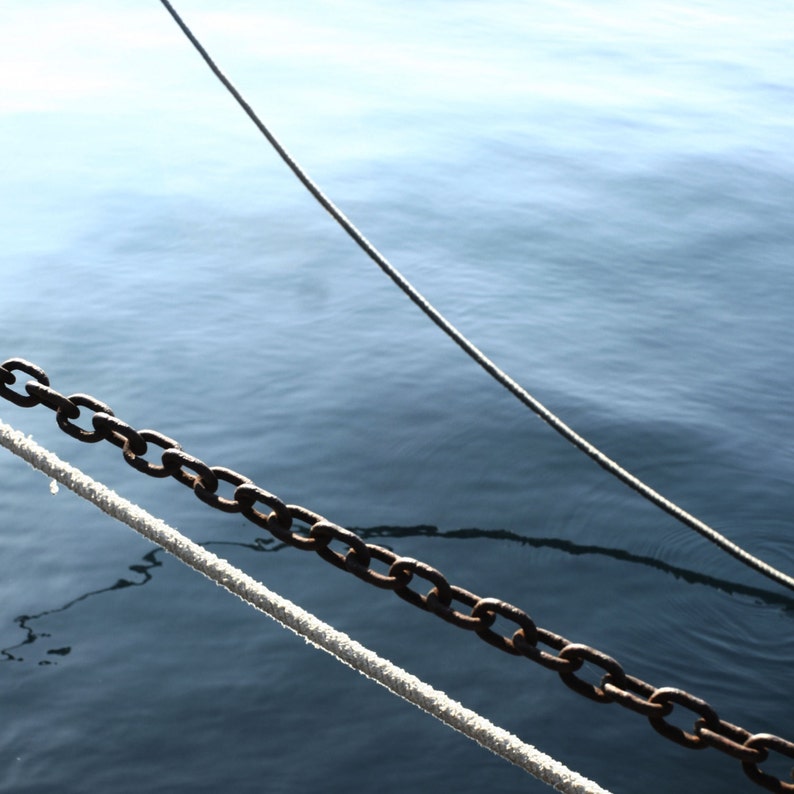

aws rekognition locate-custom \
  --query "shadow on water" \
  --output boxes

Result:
[3,526,792,664]
[1,550,163,665]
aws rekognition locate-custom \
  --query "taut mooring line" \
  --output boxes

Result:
[157,0,794,594]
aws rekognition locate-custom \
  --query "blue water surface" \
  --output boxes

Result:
[1,2,793,792]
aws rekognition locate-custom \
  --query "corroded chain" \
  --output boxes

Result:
[1,358,792,792]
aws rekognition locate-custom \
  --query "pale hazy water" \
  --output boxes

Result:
[1,2,793,792]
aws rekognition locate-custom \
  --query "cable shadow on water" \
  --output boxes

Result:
[3,526,792,664]
[1,550,163,665]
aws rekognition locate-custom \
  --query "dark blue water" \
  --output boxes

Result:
[2,2,793,792]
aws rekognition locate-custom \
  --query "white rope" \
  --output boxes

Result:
[0,419,611,794]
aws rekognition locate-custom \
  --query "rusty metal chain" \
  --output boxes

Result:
[2,357,792,792]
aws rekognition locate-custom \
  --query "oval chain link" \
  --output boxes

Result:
[194,466,252,513]
[742,734,794,792]
[123,429,182,477]
[57,393,115,442]
[557,644,627,703]
[471,597,539,656]
[648,688,722,749]
[0,358,49,407]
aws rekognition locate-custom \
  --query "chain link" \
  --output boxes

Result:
[2,358,792,793]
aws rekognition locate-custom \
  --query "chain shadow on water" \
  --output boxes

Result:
[3,526,792,665]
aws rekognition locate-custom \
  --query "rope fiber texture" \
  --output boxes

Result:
[157,0,794,595]
[0,419,612,794]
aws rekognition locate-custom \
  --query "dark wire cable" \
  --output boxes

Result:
[157,0,794,594]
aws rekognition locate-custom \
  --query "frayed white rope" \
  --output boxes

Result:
[0,419,611,794]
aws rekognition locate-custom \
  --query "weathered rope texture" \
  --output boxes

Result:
[0,419,611,794]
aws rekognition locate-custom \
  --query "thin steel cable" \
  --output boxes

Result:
[0,419,611,794]
[157,0,794,594]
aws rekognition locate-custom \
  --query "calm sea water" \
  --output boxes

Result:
[2,2,793,792]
